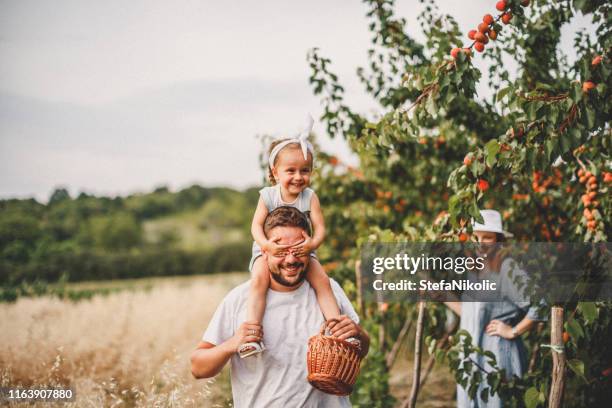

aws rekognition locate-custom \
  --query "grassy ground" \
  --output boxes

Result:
[388,341,456,407]
[0,273,455,407]
[0,273,246,407]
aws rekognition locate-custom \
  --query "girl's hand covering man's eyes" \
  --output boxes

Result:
[290,231,313,257]
[264,237,292,256]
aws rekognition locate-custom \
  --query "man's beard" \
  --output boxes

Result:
[269,260,307,287]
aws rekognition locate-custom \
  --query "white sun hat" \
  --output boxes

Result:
[472,209,514,238]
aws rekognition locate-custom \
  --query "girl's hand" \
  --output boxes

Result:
[485,319,516,339]
[264,237,292,256]
[290,231,313,257]
[229,321,264,351]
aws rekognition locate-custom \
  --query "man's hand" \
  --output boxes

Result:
[290,231,313,257]
[326,315,370,356]
[326,315,361,341]
[228,321,264,351]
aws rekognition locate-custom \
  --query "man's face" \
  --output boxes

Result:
[263,226,310,288]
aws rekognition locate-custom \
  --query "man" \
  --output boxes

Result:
[191,206,369,407]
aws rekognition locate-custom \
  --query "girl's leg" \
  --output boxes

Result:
[240,256,270,358]
[306,258,340,320]
[247,256,270,324]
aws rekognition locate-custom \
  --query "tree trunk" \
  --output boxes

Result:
[385,316,413,369]
[379,308,386,349]
[548,306,566,408]
[402,301,426,408]
[528,322,545,373]
[419,317,458,388]
[355,260,365,315]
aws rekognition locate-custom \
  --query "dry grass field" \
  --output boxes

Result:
[0,273,247,407]
[0,273,454,407]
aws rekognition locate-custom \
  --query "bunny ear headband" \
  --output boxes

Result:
[268,115,315,168]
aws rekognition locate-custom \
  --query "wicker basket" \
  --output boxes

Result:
[307,319,365,396]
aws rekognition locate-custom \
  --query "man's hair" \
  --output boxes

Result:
[263,206,311,237]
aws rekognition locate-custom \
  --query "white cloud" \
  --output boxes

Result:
[0,0,596,201]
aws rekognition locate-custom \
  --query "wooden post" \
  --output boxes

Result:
[355,260,365,315]
[376,269,386,348]
[402,301,426,408]
[548,306,566,408]
[379,308,386,349]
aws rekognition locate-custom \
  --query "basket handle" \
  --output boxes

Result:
[319,317,341,336]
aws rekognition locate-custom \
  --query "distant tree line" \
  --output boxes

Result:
[0,185,258,286]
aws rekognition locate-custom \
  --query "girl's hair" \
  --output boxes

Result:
[267,139,314,185]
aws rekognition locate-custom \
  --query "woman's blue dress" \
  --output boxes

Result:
[456,257,546,408]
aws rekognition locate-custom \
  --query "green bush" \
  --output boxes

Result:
[1,241,251,286]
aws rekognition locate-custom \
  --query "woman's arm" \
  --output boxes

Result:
[486,317,536,339]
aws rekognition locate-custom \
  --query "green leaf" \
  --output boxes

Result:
[545,139,555,161]
[440,74,451,88]
[524,387,539,408]
[579,302,598,324]
[480,387,489,403]
[570,82,582,102]
[496,86,512,102]
[585,107,595,128]
[548,106,559,124]
[483,350,496,361]
[485,140,500,167]
[566,319,584,341]
[567,359,587,382]
[426,96,437,116]
[449,195,460,220]
[527,102,538,120]
[573,0,588,13]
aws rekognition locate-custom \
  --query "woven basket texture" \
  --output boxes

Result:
[306,320,364,396]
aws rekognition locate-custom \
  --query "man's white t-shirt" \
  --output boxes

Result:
[202,278,359,408]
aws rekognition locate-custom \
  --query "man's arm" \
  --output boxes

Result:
[326,280,370,355]
[190,341,234,379]
[358,324,370,356]
[191,321,263,379]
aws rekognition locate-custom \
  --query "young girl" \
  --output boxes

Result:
[238,116,341,358]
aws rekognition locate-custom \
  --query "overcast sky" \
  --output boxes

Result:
[0,0,593,202]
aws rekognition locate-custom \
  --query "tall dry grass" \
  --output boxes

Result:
[0,273,248,407]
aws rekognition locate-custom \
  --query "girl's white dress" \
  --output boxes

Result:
[248,184,316,271]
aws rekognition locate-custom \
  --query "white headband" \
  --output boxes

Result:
[268,115,315,169]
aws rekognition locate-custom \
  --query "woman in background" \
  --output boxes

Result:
[445,209,546,408]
